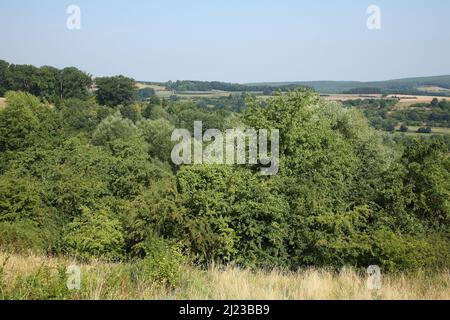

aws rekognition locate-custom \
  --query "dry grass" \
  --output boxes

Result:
[0,97,5,110]
[0,252,448,300]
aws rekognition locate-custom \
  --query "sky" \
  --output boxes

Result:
[0,0,450,83]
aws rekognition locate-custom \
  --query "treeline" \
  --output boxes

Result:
[343,87,383,94]
[0,60,92,101]
[0,59,144,107]
[165,80,311,93]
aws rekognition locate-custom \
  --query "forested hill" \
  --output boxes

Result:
[145,76,450,95]
[245,75,450,95]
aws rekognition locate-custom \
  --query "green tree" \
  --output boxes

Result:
[95,76,136,107]
[6,64,40,96]
[60,67,92,100]
[36,66,60,102]
[92,112,140,148]
[62,206,125,261]
[0,59,10,96]
[138,118,175,162]
[0,92,42,151]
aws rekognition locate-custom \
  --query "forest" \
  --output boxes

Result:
[0,60,449,297]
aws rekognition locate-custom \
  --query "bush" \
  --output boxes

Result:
[371,229,450,271]
[1,264,70,300]
[61,206,125,261]
[130,234,184,288]
[417,127,432,134]
[0,221,50,253]
[91,112,140,148]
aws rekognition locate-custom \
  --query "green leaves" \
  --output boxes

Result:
[62,206,125,261]
[0,87,448,271]
[95,76,136,107]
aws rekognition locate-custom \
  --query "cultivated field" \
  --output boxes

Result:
[322,94,449,108]
[0,97,5,109]
[1,253,449,300]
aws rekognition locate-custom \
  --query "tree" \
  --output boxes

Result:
[36,66,60,102]
[417,127,432,134]
[6,64,40,96]
[0,92,41,151]
[138,118,175,162]
[62,206,125,261]
[401,138,450,227]
[91,112,140,148]
[120,104,142,122]
[136,87,155,101]
[431,98,439,107]
[60,67,92,100]
[95,76,136,107]
[0,59,10,96]
[400,124,409,132]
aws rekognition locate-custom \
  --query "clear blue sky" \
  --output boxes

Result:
[1,0,449,83]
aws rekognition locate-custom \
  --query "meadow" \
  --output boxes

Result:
[1,252,449,300]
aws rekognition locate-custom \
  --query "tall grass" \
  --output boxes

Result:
[0,252,448,300]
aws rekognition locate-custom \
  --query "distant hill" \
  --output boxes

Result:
[245,75,450,95]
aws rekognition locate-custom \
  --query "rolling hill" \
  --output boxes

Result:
[245,75,450,95]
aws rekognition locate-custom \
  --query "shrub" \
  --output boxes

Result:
[130,234,184,288]
[1,264,70,300]
[61,206,125,261]
[371,229,450,271]
[91,112,140,148]
[0,221,49,253]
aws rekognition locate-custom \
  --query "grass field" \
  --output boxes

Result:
[0,97,5,110]
[323,94,449,108]
[1,252,449,300]
[394,125,450,136]
[417,86,450,94]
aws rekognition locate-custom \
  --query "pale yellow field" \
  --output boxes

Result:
[136,82,175,97]
[323,94,449,108]
[1,252,449,300]
[0,97,5,109]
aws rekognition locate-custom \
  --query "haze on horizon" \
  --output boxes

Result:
[1,0,450,83]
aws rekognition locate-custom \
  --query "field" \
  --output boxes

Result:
[393,125,450,137]
[418,86,450,94]
[0,97,5,110]
[135,82,449,108]
[1,253,449,300]
[322,93,449,108]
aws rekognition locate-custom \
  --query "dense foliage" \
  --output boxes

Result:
[0,60,92,102]
[0,66,449,272]
[343,98,450,130]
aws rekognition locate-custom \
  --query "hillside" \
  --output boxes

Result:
[245,75,450,94]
